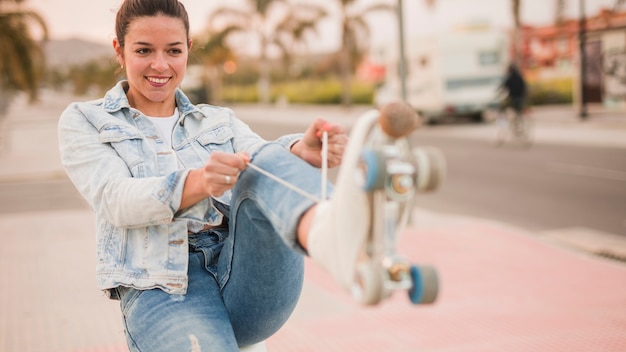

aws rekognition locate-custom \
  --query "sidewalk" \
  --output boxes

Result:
[268,210,626,352]
[1,93,626,351]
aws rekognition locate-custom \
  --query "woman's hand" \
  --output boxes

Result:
[292,118,347,168]
[181,151,249,209]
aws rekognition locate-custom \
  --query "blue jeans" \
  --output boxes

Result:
[117,143,330,351]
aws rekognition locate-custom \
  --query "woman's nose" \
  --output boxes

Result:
[151,53,168,71]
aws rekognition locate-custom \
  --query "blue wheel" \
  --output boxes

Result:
[408,265,439,305]
[359,149,386,191]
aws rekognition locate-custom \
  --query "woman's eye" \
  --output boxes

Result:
[136,48,150,54]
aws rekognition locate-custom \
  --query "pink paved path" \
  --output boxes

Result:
[266,211,626,351]
[2,210,625,352]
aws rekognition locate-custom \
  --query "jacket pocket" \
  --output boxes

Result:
[195,125,234,153]
[99,125,145,176]
[193,126,235,205]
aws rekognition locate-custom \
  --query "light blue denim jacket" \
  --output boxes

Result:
[58,81,301,295]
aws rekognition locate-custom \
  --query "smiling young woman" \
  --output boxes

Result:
[114,14,190,116]
[54,0,397,351]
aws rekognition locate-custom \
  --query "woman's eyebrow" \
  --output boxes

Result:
[131,41,185,46]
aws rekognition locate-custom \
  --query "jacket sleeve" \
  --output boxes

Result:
[58,103,189,228]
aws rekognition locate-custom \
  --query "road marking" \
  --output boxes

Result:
[547,162,626,182]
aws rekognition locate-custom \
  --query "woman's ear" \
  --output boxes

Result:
[113,38,124,66]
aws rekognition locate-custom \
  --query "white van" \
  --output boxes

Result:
[374,28,511,123]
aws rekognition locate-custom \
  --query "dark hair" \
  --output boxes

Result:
[115,0,190,48]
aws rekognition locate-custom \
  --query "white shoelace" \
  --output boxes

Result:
[245,131,329,203]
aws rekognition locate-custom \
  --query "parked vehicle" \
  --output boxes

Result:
[374,27,511,123]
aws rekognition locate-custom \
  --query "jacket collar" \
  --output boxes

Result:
[102,80,202,120]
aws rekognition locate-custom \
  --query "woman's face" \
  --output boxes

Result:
[114,15,190,116]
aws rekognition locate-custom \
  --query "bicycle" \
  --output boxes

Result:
[493,98,533,147]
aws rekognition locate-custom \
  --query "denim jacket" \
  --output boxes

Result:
[58,81,301,295]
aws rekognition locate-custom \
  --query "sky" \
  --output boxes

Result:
[26,0,620,53]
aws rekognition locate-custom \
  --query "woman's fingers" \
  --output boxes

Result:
[200,151,250,196]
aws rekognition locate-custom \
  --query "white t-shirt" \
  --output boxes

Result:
[146,108,179,148]
[146,109,215,232]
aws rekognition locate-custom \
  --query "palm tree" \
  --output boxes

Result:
[336,0,395,106]
[192,28,238,104]
[207,0,327,104]
[0,0,48,116]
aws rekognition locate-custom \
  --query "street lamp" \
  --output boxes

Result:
[579,0,588,119]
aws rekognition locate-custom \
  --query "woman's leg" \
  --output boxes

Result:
[119,249,239,352]
[220,198,304,346]
[218,143,327,346]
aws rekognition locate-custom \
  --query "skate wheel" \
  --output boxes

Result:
[408,265,438,305]
[352,261,385,305]
[379,102,420,138]
[414,147,446,192]
[359,149,386,191]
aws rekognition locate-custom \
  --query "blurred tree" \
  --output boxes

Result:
[65,59,119,97]
[0,0,48,116]
[192,28,238,104]
[335,0,394,106]
[207,0,327,104]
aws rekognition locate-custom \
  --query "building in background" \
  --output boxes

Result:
[519,8,626,109]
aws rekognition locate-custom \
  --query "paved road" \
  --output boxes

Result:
[242,110,626,238]
[412,135,626,236]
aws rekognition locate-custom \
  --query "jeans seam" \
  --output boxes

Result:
[122,314,142,352]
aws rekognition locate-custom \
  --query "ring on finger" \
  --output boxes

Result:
[225,175,231,184]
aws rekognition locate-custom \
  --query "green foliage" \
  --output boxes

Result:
[527,77,573,105]
[71,61,119,96]
[335,0,395,106]
[45,58,121,97]
[221,78,375,105]
[222,84,259,103]
[0,0,48,107]
[223,61,260,86]
[207,0,328,104]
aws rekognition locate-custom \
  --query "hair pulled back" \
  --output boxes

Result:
[115,0,190,48]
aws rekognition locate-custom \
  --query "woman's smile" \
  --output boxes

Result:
[146,76,171,86]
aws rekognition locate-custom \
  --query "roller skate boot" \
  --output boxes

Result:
[308,101,445,305]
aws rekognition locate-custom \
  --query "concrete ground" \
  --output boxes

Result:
[1,92,625,351]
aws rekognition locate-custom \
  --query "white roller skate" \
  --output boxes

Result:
[308,101,446,305]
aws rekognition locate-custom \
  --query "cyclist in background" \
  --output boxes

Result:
[500,63,528,119]
[495,63,531,146]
